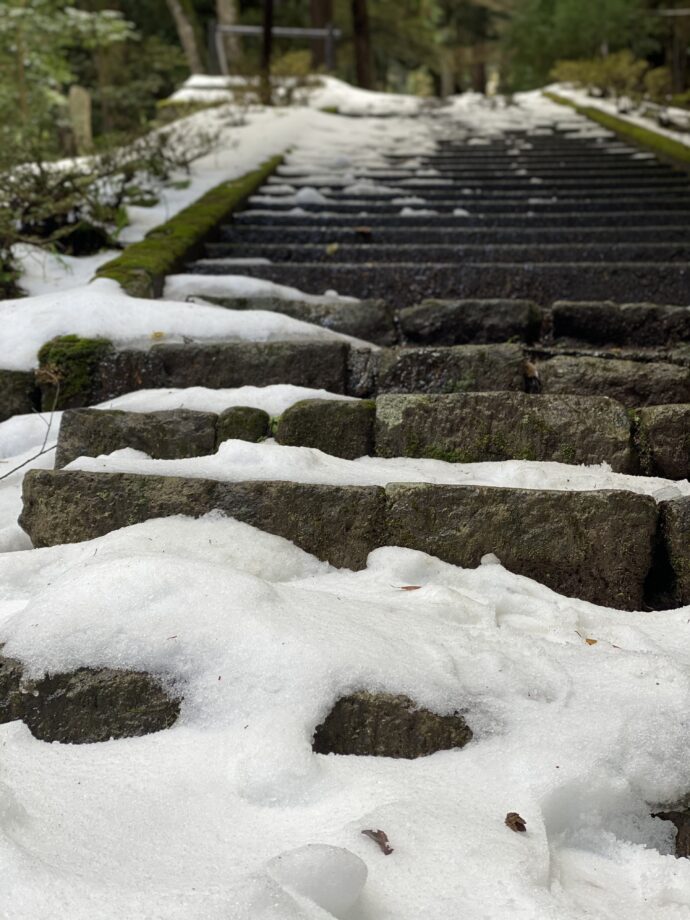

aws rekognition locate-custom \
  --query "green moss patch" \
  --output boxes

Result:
[97,155,283,298]
[37,335,113,409]
[544,91,690,169]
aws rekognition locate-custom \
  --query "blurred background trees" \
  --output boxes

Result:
[0,0,688,159]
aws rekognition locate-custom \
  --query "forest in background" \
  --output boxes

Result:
[1,0,688,158]
[1,0,688,296]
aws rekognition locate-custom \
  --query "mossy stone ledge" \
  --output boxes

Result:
[544,92,690,170]
[275,399,376,459]
[216,406,271,445]
[37,335,114,411]
[96,155,284,298]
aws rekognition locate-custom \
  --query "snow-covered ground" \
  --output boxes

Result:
[2,85,690,919]
[0,279,370,374]
[2,513,690,918]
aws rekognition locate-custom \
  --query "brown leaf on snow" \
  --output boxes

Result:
[585,638,598,646]
[395,585,422,591]
[361,829,394,855]
[505,812,527,833]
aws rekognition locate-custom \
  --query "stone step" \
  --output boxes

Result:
[266,179,690,194]
[274,168,683,182]
[373,392,633,470]
[218,225,690,246]
[183,262,690,307]
[232,211,690,229]
[242,197,690,214]
[58,390,686,476]
[550,301,690,347]
[376,345,690,407]
[20,468,678,610]
[33,339,353,410]
[199,242,690,265]
[0,654,180,743]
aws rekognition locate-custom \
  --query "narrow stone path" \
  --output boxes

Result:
[12,103,690,746]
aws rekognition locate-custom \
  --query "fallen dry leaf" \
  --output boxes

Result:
[361,829,394,855]
[505,812,527,833]
[585,638,598,646]
[397,585,422,591]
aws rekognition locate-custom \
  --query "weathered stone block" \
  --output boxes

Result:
[37,336,114,410]
[0,370,38,422]
[635,404,690,480]
[377,344,525,395]
[203,296,397,346]
[385,483,658,609]
[216,406,270,445]
[400,299,541,346]
[20,471,386,570]
[347,345,380,398]
[312,691,472,759]
[0,652,23,723]
[375,392,633,471]
[540,355,690,407]
[552,301,690,347]
[55,408,218,468]
[0,653,180,743]
[156,340,350,393]
[275,399,375,459]
[659,498,690,607]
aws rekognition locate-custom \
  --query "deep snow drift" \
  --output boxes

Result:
[1,513,690,919]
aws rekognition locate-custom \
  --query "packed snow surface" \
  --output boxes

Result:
[0,513,690,918]
[0,279,364,372]
[68,439,690,502]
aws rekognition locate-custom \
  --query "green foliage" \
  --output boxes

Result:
[0,1,136,153]
[97,155,283,297]
[551,50,649,99]
[504,0,660,90]
[0,124,219,298]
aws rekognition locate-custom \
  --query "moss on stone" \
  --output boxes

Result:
[216,406,271,446]
[96,155,284,297]
[544,91,690,169]
[37,335,113,409]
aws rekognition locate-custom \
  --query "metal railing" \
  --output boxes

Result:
[215,23,342,76]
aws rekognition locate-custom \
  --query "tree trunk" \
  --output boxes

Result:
[310,0,333,69]
[260,0,274,106]
[216,0,242,72]
[471,45,487,94]
[671,18,690,94]
[351,0,372,89]
[165,0,204,74]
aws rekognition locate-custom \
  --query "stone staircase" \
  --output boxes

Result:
[9,111,690,775]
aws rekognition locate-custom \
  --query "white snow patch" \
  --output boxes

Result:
[0,513,688,916]
[68,439,690,501]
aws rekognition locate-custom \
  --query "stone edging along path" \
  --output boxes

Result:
[544,91,690,171]
[96,154,284,298]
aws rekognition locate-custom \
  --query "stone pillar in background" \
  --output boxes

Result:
[68,85,93,155]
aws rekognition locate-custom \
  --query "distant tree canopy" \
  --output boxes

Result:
[503,0,666,89]
[0,0,686,160]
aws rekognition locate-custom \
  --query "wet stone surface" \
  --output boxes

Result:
[312,691,473,759]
